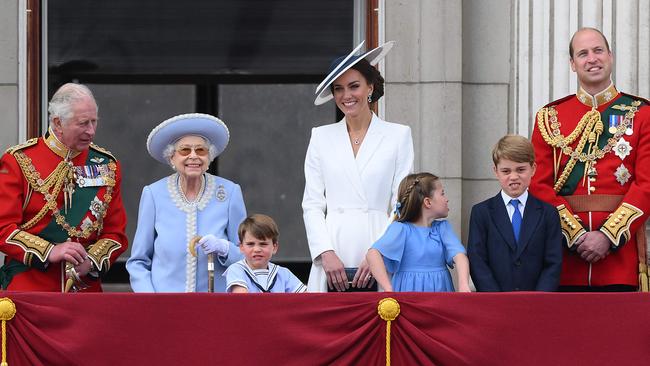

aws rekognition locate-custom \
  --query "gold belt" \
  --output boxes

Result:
[563,194,623,213]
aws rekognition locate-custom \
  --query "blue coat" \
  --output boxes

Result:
[467,192,562,291]
[127,173,246,292]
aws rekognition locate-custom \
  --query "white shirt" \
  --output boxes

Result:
[500,190,528,222]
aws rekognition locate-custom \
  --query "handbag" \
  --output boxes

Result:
[327,267,378,292]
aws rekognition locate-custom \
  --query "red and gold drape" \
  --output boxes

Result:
[1,292,648,365]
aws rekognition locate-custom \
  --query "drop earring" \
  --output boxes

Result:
[367,93,372,103]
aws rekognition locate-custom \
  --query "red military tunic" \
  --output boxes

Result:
[0,130,128,291]
[530,84,650,288]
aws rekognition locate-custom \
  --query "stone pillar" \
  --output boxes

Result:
[460,0,512,239]
[382,0,464,233]
[0,0,20,151]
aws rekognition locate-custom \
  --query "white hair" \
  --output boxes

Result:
[48,83,97,126]
[162,135,218,169]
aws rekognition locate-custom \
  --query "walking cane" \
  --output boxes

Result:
[189,236,215,293]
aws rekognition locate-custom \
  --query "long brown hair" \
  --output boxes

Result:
[395,172,440,223]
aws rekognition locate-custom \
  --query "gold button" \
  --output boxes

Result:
[610,222,616,227]
[589,186,596,192]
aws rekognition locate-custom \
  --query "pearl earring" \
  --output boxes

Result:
[367,93,372,103]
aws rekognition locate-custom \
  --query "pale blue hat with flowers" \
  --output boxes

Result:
[146,113,230,164]
[314,40,395,106]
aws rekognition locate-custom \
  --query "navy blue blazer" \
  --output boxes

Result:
[467,192,562,291]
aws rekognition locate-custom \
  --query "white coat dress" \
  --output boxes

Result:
[302,113,414,292]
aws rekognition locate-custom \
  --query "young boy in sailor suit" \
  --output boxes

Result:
[225,214,306,293]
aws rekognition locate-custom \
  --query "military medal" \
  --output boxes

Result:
[216,184,226,202]
[74,164,110,187]
[608,115,623,134]
[613,138,632,160]
[625,117,634,135]
[614,164,631,185]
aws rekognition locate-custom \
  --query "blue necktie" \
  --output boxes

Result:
[510,199,522,244]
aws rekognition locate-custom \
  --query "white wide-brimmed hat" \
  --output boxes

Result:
[146,113,230,164]
[314,40,395,106]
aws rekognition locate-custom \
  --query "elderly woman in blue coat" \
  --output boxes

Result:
[127,113,246,292]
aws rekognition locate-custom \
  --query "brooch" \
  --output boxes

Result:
[614,164,631,185]
[216,185,227,202]
[613,138,632,160]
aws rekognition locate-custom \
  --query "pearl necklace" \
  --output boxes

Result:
[177,174,206,205]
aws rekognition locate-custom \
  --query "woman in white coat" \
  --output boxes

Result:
[303,41,414,292]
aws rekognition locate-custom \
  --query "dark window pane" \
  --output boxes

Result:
[218,84,335,261]
[48,0,353,76]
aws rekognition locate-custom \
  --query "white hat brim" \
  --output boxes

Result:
[146,113,230,164]
[314,41,395,106]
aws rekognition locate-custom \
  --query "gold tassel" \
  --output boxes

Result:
[0,298,16,366]
[378,298,400,366]
[639,263,649,292]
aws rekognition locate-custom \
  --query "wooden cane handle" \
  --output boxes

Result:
[189,236,202,257]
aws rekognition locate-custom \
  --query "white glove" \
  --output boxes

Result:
[197,235,230,256]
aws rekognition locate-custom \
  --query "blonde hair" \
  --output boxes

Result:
[492,134,535,166]
[395,172,440,223]
[238,214,280,244]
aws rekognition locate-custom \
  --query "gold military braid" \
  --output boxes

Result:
[536,101,639,193]
[13,151,116,239]
[14,152,70,230]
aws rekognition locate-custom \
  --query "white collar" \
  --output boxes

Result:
[500,190,528,208]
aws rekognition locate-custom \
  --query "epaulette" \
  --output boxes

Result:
[5,138,38,155]
[620,92,650,105]
[89,143,116,161]
[542,94,576,108]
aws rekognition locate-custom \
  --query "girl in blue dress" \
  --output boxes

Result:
[366,172,471,292]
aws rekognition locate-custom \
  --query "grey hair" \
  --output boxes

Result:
[48,83,98,126]
[162,135,218,168]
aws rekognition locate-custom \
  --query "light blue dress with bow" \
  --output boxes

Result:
[371,220,465,292]
[127,173,246,292]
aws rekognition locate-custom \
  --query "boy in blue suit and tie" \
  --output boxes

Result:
[468,135,562,291]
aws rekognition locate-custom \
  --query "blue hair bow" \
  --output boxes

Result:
[393,202,402,216]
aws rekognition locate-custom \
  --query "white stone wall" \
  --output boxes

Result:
[0,0,19,151]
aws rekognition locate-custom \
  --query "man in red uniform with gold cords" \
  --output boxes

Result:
[0,83,128,292]
[530,28,650,291]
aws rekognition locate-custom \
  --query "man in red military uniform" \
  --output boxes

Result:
[0,83,128,292]
[530,28,650,291]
